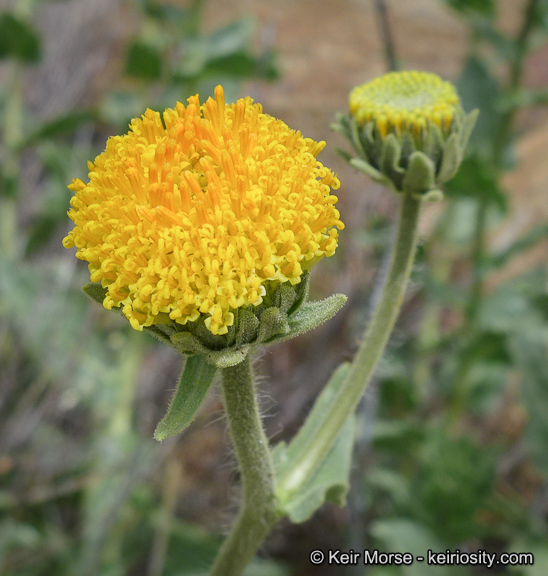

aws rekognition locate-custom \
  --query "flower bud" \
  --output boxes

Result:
[334,71,478,200]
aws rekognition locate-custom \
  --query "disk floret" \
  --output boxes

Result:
[334,71,478,200]
[64,85,344,344]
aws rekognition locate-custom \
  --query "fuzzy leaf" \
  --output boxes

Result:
[82,283,108,305]
[349,158,386,183]
[205,346,253,368]
[437,133,462,183]
[422,189,444,202]
[275,363,349,477]
[273,280,305,314]
[400,132,416,161]
[170,332,253,367]
[142,324,174,346]
[170,332,208,355]
[380,133,404,176]
[424,124,445,169]
[335,147,353,164]
[273,364,355,522]
[275,418,354,523]
[402,152,435,195]
[154,355,217,441]
[235,309,260,345]
[266,294,347,345]
[257,307,290,343]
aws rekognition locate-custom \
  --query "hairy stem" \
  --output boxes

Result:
[210,356,280,576]
[279,191,421,495]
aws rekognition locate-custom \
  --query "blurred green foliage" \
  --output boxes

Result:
[353,1,548,575]
[102,0,277,130]
[0,13,41,63]
[1,0,548,575]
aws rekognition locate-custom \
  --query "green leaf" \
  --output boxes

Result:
[206,18,254,59]
[531,0,548,32]
[349,157,386,183]
[17,109,97,150]
[265,294,347,345]
[257,307,290,343]
[170,332,253,368]
[235,309,260,345]
[350,157,381,177]
[380,134,403,177]
[82,282,108,305]
[440,0,495,18]
[402,152,435,196]
[81,285,345,364]
[175,18,259,81]
[437,133,462,183]
[273,364,356,523]
[204,52,279,81]
[125,41,163,80]
[154,355,217,441]
[274,418,355,523]
[0,13,41,63]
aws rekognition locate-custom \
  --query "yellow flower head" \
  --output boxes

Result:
[349,71,460,138]
[64,86,344,335]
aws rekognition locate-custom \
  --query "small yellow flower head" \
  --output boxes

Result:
[349,71,460,138]
[64,86,344,336]
[334,71,478,200]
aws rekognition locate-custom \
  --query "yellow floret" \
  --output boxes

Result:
[349,71,460,137]
[64,86,344,334]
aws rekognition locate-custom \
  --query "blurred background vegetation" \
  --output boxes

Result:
[1,0,548,575]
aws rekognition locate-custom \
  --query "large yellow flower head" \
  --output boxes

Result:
[64,86,344,336]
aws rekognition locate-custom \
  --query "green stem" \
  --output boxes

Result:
[210,356,280,576]
[374,0,398,72]
[279,191,421,495]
